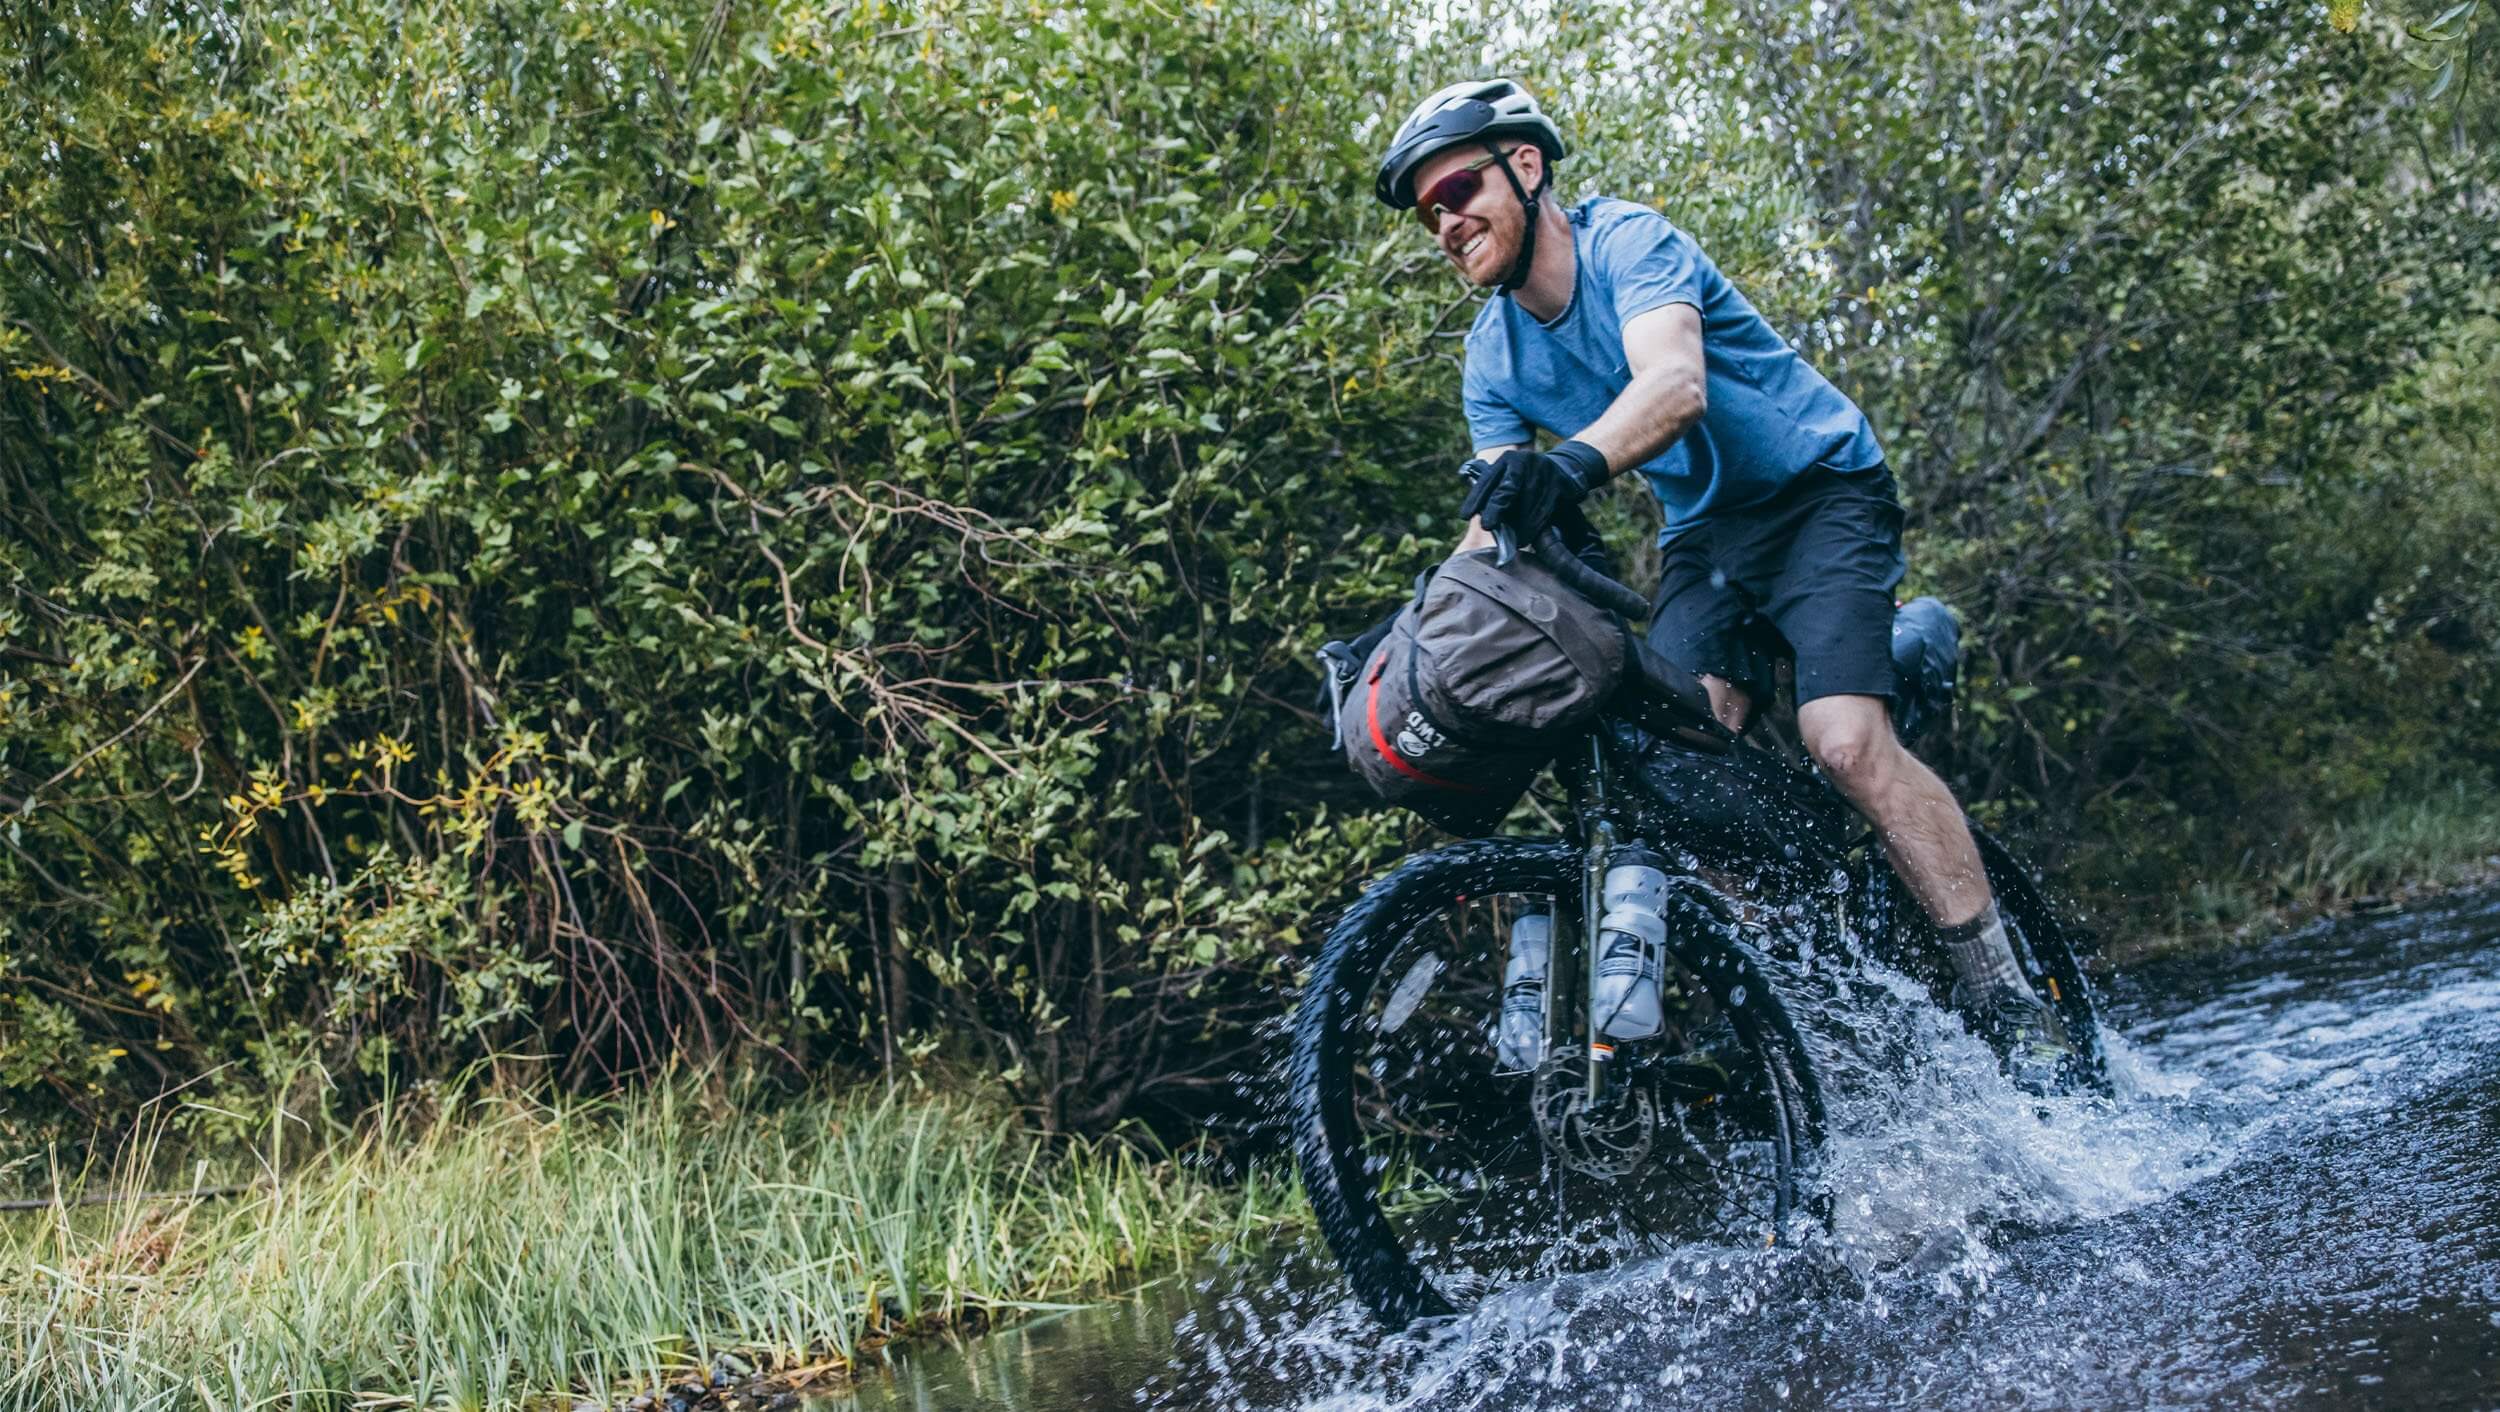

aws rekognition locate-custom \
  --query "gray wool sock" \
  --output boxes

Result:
[1938,902,2033,1006]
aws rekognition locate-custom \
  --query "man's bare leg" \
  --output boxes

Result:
[1795,693,1990,927]
[1794,695,2050,1030]
[1697,673,1754,735]
[1693,686,1989,924]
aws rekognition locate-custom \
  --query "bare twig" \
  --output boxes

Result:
[19,653,206,811]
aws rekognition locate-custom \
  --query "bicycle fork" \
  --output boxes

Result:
[1559,734,1624,1113]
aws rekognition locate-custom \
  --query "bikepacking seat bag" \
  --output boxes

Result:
[1335,548,1627,836]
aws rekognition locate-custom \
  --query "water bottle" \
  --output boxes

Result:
[1498,911,1551,1070]
[1592,859,1670,1040]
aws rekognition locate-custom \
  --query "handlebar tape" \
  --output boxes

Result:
[1531,527,1651,619]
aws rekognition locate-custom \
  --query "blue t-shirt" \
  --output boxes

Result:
[1462,197,1884,533]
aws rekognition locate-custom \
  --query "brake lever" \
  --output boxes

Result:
[1451,459,1649,615]
[1457,458,1521,566]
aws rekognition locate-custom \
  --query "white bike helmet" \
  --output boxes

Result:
[1373,77,1567,211]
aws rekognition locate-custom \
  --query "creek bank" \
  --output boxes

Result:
[2084,777,2500,967]
[593,1305,1008,1410]
[2101,851,2500,968]
[2,1078,1296,1410]
[598,1348,816,1412]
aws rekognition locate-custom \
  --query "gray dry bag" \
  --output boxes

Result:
[1333,548,1626,836]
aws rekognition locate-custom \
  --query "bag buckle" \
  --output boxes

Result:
[1317,641,1358,749]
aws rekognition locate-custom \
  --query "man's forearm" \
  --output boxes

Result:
[1571,363,1706,478]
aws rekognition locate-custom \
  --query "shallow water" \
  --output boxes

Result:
[820,887,2500,1410]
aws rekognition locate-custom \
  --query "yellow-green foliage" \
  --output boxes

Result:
[1,0,1482,1139]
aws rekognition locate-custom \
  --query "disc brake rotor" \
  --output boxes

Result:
[1528,1055,1657,1179]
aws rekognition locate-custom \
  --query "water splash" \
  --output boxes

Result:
[1796,957,2227,1282]
[1137,950,2233,1412]
[826,888,2500,1412]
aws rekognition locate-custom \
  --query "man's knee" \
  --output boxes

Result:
[1798,695,1896,789]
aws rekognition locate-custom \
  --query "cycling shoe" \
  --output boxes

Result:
[1964,988,2081,1096]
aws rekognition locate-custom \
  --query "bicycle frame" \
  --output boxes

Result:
[1537,703,2110,1112]
[1544,716,1865,1117]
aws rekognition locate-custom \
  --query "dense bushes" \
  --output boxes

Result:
[1689,0,2500,891]
[0,0,1487,1142]
[3,0,2494,1145]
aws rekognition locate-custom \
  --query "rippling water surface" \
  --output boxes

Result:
[821,887,2500,1410]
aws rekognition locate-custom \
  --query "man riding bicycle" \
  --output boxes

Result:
[1374,77,2075,1077]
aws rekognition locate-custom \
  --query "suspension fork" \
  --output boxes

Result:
[1559,733,1620,1110]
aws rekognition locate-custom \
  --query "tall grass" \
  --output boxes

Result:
[0,1079,1298,1410]
[2163,778,2500,937]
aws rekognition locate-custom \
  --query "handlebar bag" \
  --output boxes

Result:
[1336,548,1626,836]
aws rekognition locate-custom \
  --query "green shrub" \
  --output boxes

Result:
[0,0,1536,1141]
[3,0,2494,1146]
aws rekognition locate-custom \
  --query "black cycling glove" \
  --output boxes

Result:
[1458,439,1612,545]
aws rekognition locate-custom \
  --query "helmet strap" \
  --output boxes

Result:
[1483,140,1548,295]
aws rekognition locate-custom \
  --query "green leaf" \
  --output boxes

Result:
[2426,0,2477,34]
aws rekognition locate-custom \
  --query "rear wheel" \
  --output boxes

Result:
[1289,840,1824,1329]
[1974,829,2112,1092]
[1858,828,2113,1093]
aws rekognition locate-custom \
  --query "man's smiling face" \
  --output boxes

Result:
[1411,142,1541,288]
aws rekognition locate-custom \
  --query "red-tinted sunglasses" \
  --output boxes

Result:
[1414,148,1517,232]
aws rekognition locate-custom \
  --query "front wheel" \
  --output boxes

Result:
[1289,840,1824,1329]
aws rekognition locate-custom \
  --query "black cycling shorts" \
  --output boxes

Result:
[1646,462,1907,708]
